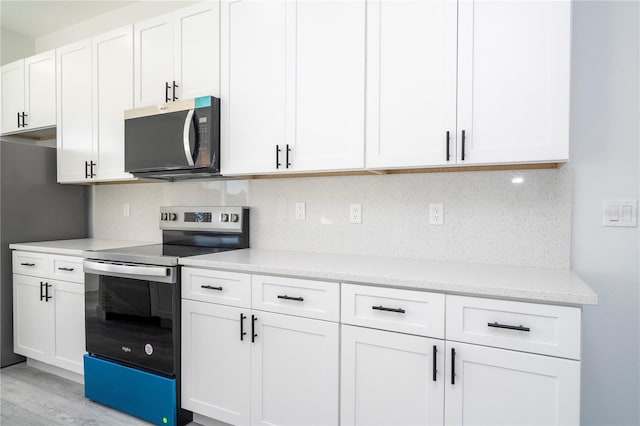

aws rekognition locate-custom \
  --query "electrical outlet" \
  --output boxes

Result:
[123,203,130,217]
[350,204,362,224]
[295,202,306,221]
[429,203,443,225]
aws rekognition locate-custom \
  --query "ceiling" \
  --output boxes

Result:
[1,1,137,39]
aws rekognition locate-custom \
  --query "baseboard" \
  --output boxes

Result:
[26,358,84,384]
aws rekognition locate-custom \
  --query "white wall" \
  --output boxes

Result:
[0,28,34,65]
[570,1,640,425]
[34,1,196,52]
[92,168,572,268]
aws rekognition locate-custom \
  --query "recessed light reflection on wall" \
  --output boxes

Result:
[511,177,524,184]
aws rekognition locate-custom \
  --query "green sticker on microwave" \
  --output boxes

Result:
[195,96,211,108]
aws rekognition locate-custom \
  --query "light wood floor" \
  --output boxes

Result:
[0,362,166,425]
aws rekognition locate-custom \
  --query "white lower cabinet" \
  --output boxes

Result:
[181,272,340,426]
[341,325,444,426]
[13,274,85,374]
[444,341,580,426]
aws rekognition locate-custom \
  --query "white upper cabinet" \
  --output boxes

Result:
[135,2,220,107]
[221,0,288,175]
[1,51,56,134]
[58,26,136,184]
[456,0,571,165]
[366,0,457,169]
[221,0,365,175]
[292,0,365,172]
[56,40,93,183]
[92,26,135,182]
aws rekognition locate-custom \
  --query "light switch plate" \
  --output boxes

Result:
[603,199,637,227]
[295,202,306,221]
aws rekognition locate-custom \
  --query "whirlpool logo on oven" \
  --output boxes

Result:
[121,346,132,353]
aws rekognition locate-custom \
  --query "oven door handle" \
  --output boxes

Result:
[83,260,169,279]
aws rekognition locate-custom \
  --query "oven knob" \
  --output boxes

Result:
[161,213,167,221]
[230,213,239,222]
[220,213,229,222]
[170,213,177,221]
[144,343,153,356]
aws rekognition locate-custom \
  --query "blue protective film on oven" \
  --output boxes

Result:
[84,354,177,426]
[195,96,212,108]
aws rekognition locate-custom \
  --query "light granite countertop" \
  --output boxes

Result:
[9,239,154,257]
[179,248,598,306]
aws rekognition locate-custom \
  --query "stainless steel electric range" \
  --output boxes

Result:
[82,206,249,426]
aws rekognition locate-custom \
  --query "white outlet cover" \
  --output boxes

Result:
[429,203,444,225]
[295,202,306,221]
[350,203,362,224]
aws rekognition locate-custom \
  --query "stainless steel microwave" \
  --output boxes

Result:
[124,96,220,181]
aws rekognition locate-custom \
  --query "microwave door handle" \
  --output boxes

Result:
[183,109,196,166]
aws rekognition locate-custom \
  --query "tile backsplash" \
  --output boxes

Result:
[92,168,571,268]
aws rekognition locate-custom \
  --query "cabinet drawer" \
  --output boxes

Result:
[341,284,445,338]
[446,295,581,359]
[50,255,84,284]
[251,275,340,322]
[182,268,251,308]
[12,251,49,277]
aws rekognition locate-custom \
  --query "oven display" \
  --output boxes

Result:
[184,212,212,223]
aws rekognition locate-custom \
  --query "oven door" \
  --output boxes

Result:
[84,260,178,377]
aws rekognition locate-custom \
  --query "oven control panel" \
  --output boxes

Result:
[159,206,247,232]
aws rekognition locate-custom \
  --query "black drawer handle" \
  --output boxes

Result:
[277,295,304,302]
[20,262,36,267]
[372,305,405,314]
[57,267,75,272]
[488,322,530,332]
[251,314,257,342]
[451,347,456,385]
[240,313,247,341]
[201,285,223,291]
[432,345,438,382]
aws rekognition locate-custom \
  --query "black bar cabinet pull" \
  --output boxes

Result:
[172,81,179,101]
[446,131,450,162]
[57,267,74,272]
[240,313,247,341]
[487,321,530,332]
[451,348,456,385]
[432,345,438,382]
[276,145,282,169]
[277,295,304,302]
[286,144,291,168]
[461,130,466,161]
[371,305,406,314]
[251,314,257,342]
[20,262,35,267]
[201,285,223,291]
[39,281,44,301]
[165,82,170,103]
[84,161,90,179]
[17,112,21,128]
[21,113,27,127]
[90,161,97,178]
[44,283,52,302]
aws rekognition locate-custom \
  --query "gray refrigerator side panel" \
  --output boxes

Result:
[1,142,88,367]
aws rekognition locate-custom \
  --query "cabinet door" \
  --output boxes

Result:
[221,0,289,175]
[1,59,24,134]
[56,39,93,183]
[13,274,49,361]
[251,311,339,426]
[457,0,571,165]
[181,300,251,425]
[445,341,580,425]
[341,325,444,426]
[366,0,457,169]
[24,50,56,129]
[174,2,220,100]
[134,14,174,107]
[93,26,135,182]
[50,280,85,374]
[292,0,365,172]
